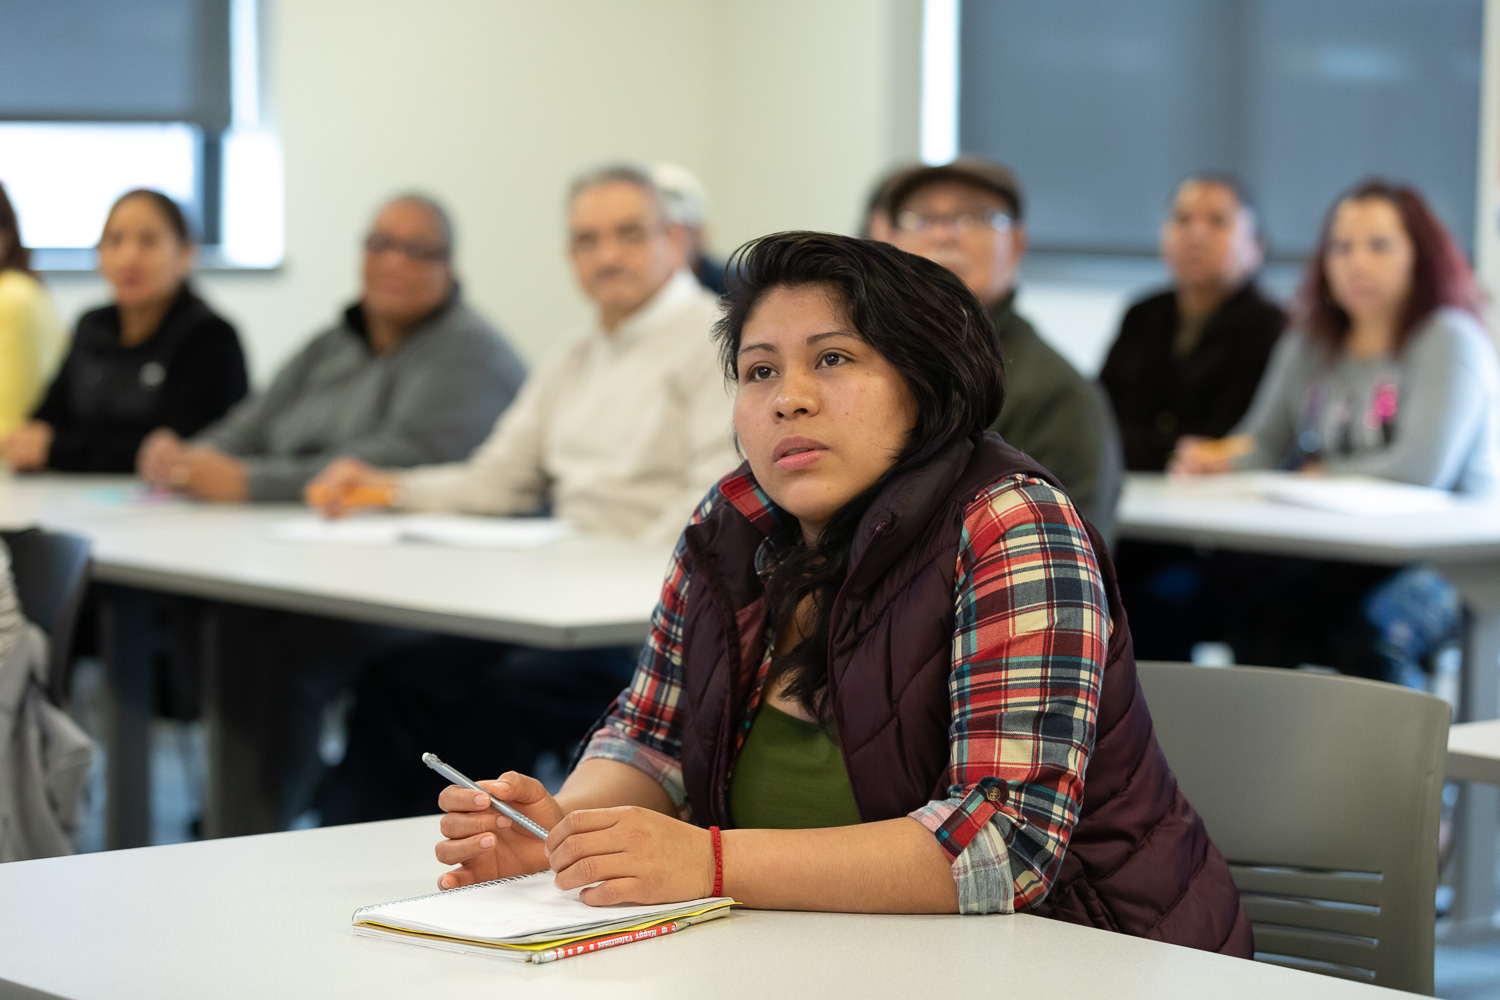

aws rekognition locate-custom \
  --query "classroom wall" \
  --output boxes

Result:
[41,0,926,384]
[40,0,1498,385]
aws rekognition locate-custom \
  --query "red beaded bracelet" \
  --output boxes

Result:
[709,825,723,897]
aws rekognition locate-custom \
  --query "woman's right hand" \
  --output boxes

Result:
[304,457,399,518]
[4,421,54,472]
[435,772,564,889]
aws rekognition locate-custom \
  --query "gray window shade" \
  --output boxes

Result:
[958,0,1482,258]
[0,0,231,132]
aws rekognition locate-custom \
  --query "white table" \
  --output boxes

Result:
[0,817,1418,1000]
[1449,720,1500,784]
[1118,472,1500,940]
[0,474,669,648]
[0,474,671,848]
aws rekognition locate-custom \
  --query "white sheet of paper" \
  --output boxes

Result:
[399,515,574,548]
[353,871,727,944]
[1256,475,1460,516]
[268,517,406,545]
[269,514,573,549]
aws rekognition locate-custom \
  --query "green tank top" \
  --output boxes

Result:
[728,701,863,829]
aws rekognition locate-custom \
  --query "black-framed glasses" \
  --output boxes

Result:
[364,233,450,263]
[894,209,1012,236]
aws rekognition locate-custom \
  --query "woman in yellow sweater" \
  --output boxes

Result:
[0,183,65,439]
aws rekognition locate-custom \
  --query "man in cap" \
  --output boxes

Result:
[881,157,1123,540]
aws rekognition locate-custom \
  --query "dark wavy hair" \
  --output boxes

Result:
[0,181,32,275]
[713,231,1005,717]
[103,189,194,245]
[1297,179,1479,354]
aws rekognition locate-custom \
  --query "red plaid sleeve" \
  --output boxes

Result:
[910,475,1107,912]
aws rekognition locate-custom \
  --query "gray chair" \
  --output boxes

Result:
[0,528,92,706]
[1136,661,1449,994]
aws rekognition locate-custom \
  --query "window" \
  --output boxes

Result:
[0,0,282,267]
[956,0,1483,260]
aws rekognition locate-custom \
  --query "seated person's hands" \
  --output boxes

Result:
[547,805,716,907]
[2,421,54,471]
[145,440,248,503]
[1168,434,1251,476]
[436,772,563,890]
[138,428,186,487]
[304,457,400,518]
[175,446,248,502]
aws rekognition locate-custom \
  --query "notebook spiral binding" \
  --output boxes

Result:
[352,869,545,918]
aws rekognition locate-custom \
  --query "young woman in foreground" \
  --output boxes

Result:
[434,232,1249,953]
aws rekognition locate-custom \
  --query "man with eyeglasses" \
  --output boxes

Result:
[139,193,525,501]
[310,164,732,542]
[303,165,735,825]
[881,158,1123,541]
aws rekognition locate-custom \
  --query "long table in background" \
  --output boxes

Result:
[1118,472,1500,941]
[0,815,1419,1000]
[0,473,672,849]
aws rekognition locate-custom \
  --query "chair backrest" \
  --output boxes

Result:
[0,528,92,705]
[1135,661,1449,995]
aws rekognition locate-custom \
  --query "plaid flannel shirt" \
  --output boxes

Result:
[581,472,1108,913]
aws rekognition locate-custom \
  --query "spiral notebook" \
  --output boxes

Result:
[352,871,735,963]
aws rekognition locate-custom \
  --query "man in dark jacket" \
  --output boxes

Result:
[1101,176,1286,661]
[1100,175,1285,471]
[881,159,1123,543]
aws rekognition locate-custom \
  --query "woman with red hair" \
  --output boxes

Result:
[1174,180,1500,683]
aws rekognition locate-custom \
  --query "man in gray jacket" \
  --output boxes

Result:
[139,194,526,500]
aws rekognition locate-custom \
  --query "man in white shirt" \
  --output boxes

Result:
[308,166,734,541]
[311,166,737,823]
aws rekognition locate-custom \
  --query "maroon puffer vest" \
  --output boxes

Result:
[676,432,1251,954]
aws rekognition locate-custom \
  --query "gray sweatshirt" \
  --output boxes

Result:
[196,296,527,501]
[1231,307,1500,495]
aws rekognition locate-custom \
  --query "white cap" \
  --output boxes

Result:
[649,162,710,229]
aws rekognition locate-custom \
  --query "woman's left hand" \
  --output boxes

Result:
[546,806,716,906]
[169,446,248,502]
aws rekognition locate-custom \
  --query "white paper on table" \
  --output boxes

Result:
[269,514,573,549]
[1255,475,1459,516]
[398,515,574,548]
[269,517,406,545]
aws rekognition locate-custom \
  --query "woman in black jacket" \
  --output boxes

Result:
[3,189,248,473]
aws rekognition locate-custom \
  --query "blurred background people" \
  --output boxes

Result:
[1101,175,1287,661]
[1173,180,1500,685]
[310,166,734,541]
[1101,175,1285,472]
[650,162,728,295]
[880,158,1124,542]
[295,165,736,825]
[4,190,246,474]
[858,163,919,242]
[0,182,64,442]
[138,193,525,502]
